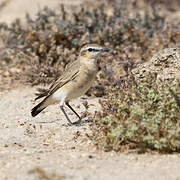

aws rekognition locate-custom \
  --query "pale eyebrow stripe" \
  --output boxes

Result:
[83,47,101,51]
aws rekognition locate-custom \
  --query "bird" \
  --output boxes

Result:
[31,44,109,125]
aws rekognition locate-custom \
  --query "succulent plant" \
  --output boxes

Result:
[92,73,180,153]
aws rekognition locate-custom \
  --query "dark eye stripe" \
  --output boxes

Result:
[88,48,100,52]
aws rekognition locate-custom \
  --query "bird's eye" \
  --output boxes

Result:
[88,48,93,52]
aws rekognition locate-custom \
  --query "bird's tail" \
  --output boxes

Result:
[31,100,46,117]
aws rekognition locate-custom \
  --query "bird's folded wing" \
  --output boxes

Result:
[35,60,80,100]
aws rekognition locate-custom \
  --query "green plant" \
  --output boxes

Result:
[92,73,180,153]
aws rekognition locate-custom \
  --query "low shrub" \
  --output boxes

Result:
[92,73,180,153]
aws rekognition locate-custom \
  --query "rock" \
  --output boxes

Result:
[132,48,180,82]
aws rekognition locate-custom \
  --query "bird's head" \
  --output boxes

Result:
[79,44,110,59]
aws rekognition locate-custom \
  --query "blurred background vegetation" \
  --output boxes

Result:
[0,0,179,152]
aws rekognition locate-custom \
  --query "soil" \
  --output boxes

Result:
[0,0,180,180]
[0,87,180,180]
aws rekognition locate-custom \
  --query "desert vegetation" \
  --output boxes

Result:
[92,73,180,153]
[0,0,179,153]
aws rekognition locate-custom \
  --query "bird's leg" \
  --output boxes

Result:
[65,101,81,124]
[60,105,74,125]
[59,97,76,125]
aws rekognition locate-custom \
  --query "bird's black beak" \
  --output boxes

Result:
[102,47,110,52]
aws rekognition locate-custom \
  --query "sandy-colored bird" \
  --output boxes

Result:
[31,44,109,125]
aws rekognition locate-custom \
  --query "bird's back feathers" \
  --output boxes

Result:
[34,60,80,101]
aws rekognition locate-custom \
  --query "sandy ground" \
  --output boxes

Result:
[0,87,180,180]
[0,0,180,179]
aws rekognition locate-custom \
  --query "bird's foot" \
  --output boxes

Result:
[67,119,82,126]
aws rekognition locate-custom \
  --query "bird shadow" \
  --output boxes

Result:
[62,118,93,127]
[36,120,59,124]
[34,117,93,127]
